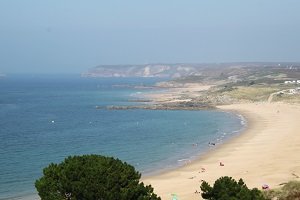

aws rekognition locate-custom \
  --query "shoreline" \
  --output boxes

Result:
[142,102,300,200]
[141,110,247,178]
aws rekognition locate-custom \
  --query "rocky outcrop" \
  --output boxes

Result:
[96,102,215,111]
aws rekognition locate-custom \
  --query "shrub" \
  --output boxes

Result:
[200,176,265,200]
[263,181,300,200]
[35,155,160,200]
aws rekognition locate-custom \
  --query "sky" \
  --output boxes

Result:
[0,0,300,74]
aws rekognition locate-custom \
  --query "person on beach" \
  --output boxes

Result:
[209,142,215,146]
[262,184,269,190]
[199,167,206,173]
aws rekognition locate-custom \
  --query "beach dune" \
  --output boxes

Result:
[143,103,300,200]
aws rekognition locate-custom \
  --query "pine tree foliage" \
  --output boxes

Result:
[200,176,265,200]
[35,155,161,200]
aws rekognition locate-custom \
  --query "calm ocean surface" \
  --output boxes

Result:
[0,75,244,199]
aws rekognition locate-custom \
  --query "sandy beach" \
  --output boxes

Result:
[143,102,300,199]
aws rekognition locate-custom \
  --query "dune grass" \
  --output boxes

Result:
[263,181,300,200]
[223,86,280,102]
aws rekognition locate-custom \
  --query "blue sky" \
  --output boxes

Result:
[0,0,300,73]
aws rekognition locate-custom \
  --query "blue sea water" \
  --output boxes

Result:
[0,75,244,199]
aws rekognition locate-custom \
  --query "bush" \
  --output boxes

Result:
[35,155,160,200]
[263,181,300,200]
[200,176,265,200]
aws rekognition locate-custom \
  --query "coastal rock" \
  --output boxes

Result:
[103,102,215,111]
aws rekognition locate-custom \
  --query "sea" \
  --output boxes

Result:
[0,75,245,199]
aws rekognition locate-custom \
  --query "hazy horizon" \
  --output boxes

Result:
[1,0,300,74]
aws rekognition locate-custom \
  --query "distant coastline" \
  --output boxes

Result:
[82,62,300,78]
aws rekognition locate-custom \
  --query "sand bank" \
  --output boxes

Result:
[143,102,300,199]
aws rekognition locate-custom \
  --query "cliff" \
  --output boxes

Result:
[81,64,202,78]
[82,62,300,79]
